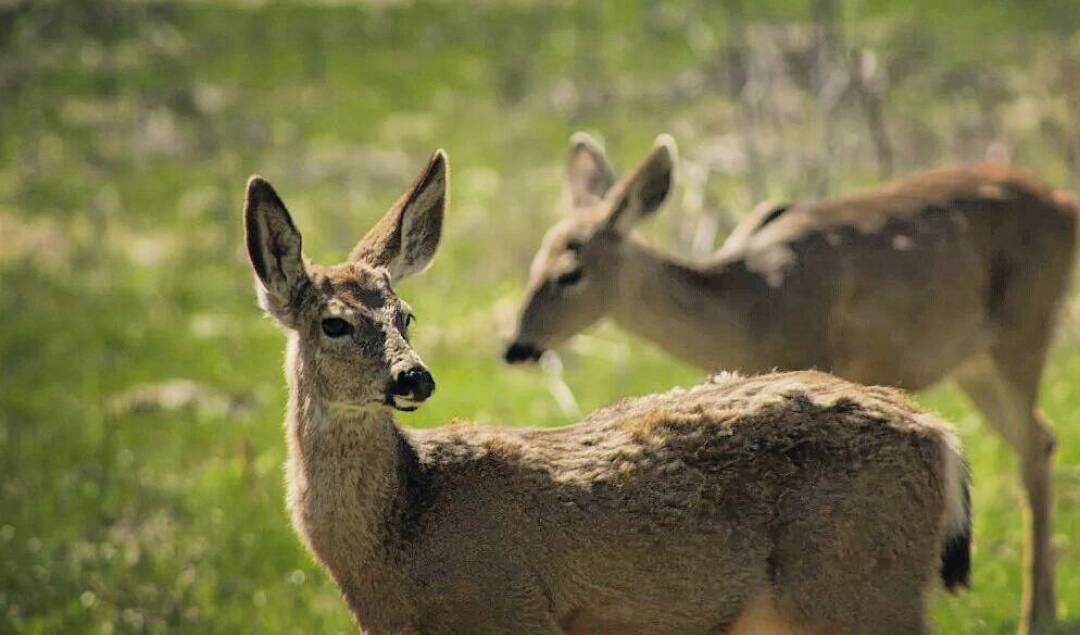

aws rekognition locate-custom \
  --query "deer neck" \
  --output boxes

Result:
[282,335,413,623]
[612,239,773,372]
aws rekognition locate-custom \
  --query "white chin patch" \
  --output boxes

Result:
[391,395,422,411]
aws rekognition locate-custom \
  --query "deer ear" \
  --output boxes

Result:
[604,134,676,235]
[244,176,310,327]
[350,150,447,282]
[566,132,615,210]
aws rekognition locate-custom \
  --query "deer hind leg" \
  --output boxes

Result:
[770,474,935,634]
[955,356,1056,634]
[727,594,803,635]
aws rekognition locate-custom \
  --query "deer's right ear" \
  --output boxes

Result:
[602,134,676,236]
[566,132,615,210]
[244,176,309,326]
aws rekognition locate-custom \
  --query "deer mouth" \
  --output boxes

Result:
[385,394,422,412]
[504,341,544,364]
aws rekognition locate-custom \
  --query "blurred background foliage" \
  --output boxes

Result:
[1,0,1079,632]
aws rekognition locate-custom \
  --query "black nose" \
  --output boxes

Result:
[390,367,436,401]
[504,342,543,364]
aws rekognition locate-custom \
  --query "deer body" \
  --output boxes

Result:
[290,362,967,633]
[245,153,970,633]
[608,164,1075,390]
[507,136,1076,633]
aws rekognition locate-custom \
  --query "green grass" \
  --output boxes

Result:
[1,1,1079,632]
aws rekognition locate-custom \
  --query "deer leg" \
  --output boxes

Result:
[956,362,1056,634]
[728,594,804,635]
[994,338,1058,634]
[1021,408,1057,634]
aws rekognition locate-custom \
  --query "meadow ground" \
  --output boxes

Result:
[2,1,1079,632]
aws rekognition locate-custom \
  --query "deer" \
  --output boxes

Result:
[504,132,1078,634]
[245,149,972,634]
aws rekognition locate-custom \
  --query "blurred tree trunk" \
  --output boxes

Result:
[722,0,765,204]
[810,0,844,196]
[850,49,894,179]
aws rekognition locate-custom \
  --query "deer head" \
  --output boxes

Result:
[245,150,447,411]
[504,133,676,363]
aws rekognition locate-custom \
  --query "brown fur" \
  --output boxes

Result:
[508,134,1078,632]
[246,153,969,633]
[290,366,963,634]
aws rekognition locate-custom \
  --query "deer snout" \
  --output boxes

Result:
[389,367,436,403]
[504,341,544,364]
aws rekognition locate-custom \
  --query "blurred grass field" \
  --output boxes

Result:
[2,1,1079,632]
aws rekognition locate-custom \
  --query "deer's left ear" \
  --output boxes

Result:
[350,150,448,282]
[603,134,676,236]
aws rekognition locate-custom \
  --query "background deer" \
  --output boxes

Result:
[245,151,972,634]
[504,133,1077,633]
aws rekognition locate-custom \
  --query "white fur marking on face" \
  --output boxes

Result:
[554,252,577,273]
[391,395,421,410]
[530,223,571,280]
[326,301,350,317]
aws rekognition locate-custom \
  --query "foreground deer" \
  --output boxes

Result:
[246,150,971,633]
[505,133,1077,633]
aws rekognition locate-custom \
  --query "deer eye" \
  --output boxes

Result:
[556,268,583,286]
[321,318,354,338]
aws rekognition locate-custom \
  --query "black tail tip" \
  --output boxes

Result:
[941,530,971,592]
[941,470,972,592]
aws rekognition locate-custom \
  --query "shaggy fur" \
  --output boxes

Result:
[287,365,969,634]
